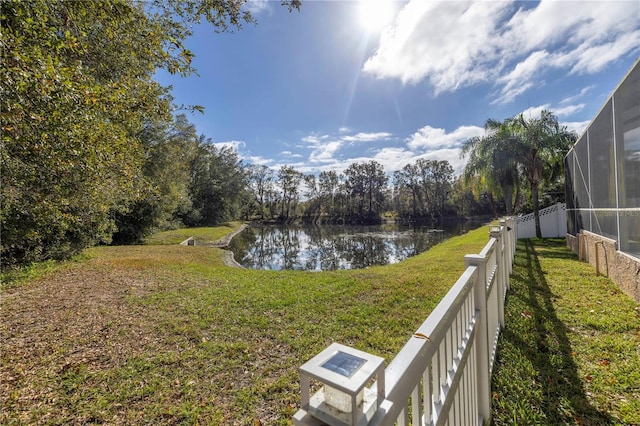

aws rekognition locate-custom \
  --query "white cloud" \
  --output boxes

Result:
[293,124,507,177]
[402,125,485,176]
[371,147,416,172]
[568,31,640,75]
[280,150,303,158]
[309,140,343,163]
[363,0,640,103]
[245,155,274,166]
[551,103,586,118]
[493,50,549,104]
[562,120,590,138]
[518,101,586,122]
[342,132,392,142]
[512,104,590,137]
[560,86,594,105]
[421,148,467,176]
[213,140,246,151]
[301,132,345,164]
[301,130,394,165]
[363,1,507,91]
[302,134,331,144]
[519,106,547,121]
[407,125,483,151]
[245,0,271,16]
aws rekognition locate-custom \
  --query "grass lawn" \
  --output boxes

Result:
[4,227,637,425]
[491,239,640,425]
[1,222,490,425]
[142,221,246,246]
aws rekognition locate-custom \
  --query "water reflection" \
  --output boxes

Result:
[227,223,476,271]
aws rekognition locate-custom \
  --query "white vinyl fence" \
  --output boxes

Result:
[294,218,516,426]
[516,203,566,239]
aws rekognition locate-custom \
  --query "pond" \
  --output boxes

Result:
[226,222,482,271]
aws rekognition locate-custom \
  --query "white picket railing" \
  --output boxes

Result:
[294,218,516,426]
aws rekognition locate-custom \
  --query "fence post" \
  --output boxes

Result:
[464,254,491,423]
[503,218,514,281]
[509,217,515,276]
[490,226,505,329]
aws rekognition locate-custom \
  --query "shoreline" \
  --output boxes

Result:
[211,223,248,268]
[211,223,248,247]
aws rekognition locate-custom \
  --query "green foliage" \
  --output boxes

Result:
[461,111,576,230]
[450,177,494,218]
[247,165,276,220]
[507,111,576,237]
[112,115,198,244]
[276,165,304,221]
[393,159,455,221]
[186,141,249,226]
[461,118,521,215]
[344,160,388,222]
[0,0,301,267]
[1,0,169,264]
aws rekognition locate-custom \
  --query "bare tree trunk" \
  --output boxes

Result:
[532,181,542,238]
[488,192,498,219]
[504,185,514,215]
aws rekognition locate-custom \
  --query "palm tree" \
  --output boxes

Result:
[507,110,576,237]
[461,118,521,216]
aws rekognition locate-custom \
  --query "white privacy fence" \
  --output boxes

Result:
[294,218,516,426]
[516,203,566,239]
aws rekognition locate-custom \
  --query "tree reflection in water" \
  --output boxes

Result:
[227,223,473,271]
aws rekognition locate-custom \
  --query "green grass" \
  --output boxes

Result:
[4,226,636,425]
[1,222,489,425]
[491,238,640,426]
[142,221,245,245]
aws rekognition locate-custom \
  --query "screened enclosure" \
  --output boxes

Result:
[565,59,640,259]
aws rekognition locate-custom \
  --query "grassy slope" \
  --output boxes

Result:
[491,239,640,426]
[1,223,489,425]
[142,221,246,245]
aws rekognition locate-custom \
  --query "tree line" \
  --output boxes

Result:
[1,0,573,268]
[247,158,457,224]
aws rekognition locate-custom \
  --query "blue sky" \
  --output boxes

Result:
[154,0,640,175]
